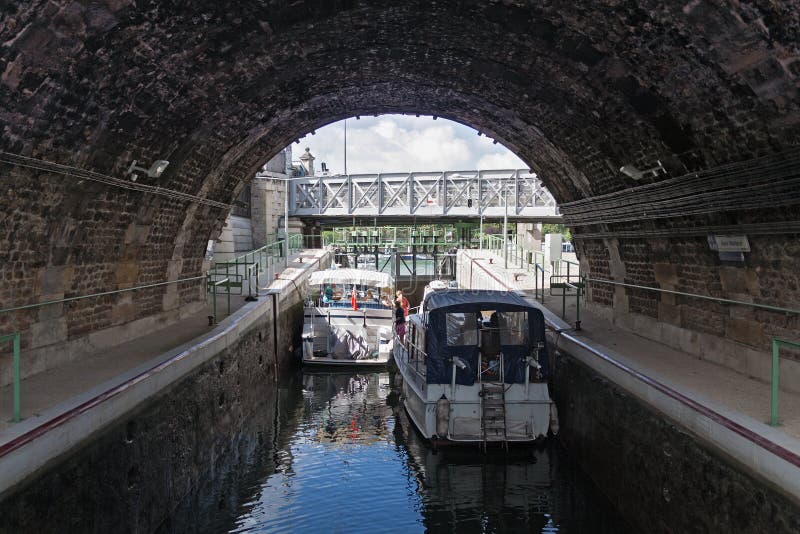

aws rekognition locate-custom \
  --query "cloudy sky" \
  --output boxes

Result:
[292,114,526,175]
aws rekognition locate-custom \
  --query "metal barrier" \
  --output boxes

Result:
[482,234,546,273]
[553,257,581,278]
[770,338,800,426]
[585,278,800,316]
[0,275,207,423]
[0,333,21,422]
[207,276,232,324]
[550,274,585,330]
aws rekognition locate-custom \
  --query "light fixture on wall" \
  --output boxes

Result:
[126,159,170,181]
[619,160,665,180]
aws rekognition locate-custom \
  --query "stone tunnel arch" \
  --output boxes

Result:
[1,1,798,381]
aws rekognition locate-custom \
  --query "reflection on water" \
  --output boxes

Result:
[179,371,633,533]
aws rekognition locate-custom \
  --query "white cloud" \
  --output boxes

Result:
[293,115,527,174]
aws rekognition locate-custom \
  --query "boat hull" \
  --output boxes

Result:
[302,306,393,368]
[395,343,554,444]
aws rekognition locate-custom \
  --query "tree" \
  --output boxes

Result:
[541,223,572,242]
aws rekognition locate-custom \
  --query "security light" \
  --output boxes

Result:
[126,159,170,179]
[619,160,665,180]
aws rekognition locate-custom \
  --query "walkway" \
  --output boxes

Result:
[0,250,324,436]
[459,250,800,451]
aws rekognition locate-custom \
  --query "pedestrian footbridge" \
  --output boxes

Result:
[286,169,561,222]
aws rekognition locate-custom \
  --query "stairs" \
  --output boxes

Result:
[481,382,507,448]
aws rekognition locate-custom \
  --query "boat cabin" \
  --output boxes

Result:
[407,291,549,387]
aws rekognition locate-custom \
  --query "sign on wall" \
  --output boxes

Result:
[707,235,750,253]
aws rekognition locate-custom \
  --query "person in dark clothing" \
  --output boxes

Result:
[481,313,501,378]
[394,298,406,343]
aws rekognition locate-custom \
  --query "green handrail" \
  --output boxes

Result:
[0,275,207,315]
[207,275,232,324]
[770,338,800,426]
[585,278,800,316]
[0,332,21,422]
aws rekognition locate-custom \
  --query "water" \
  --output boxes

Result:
[174,371,633,533]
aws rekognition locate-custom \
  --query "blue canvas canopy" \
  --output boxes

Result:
[423,290,549,385]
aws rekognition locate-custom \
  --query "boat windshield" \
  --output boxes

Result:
[307,269,394,309]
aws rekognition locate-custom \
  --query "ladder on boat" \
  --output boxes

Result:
[481,382,507,450]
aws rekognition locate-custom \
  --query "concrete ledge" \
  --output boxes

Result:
[552,331,800,505]
[0,249,330,498]
[1,298,207,387]
[458,247,800,505]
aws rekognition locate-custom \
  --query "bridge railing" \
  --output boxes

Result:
[482,234,546,271]
[289,169,559,218]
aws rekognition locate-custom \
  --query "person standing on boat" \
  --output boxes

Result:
[396,290,410,317]
[394,298,406,342]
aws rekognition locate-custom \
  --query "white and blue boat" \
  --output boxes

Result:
[302,268,395,367]
[394,290,557,446]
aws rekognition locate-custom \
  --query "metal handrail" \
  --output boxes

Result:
[207,276,231,324]
[770,338,800,426]
[585,277,800,316]
[0,275,207,315]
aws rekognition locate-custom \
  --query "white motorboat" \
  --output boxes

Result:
[302,268,395,367]
[394,289,557,446]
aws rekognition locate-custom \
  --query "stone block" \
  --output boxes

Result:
[652,263,677,287]
[166,259,183,279]
[657,302,681,326]
[162,287,179,311]
[115,261,139,287]
[719,267,760,296]
[745,349,771,383]
[30,317,68,349]
[123,223,151,246]
[724,316,765,347]
[779,357,800,395]
[38,265,71,299]
[37,301,64,321]
[111,295,138,324]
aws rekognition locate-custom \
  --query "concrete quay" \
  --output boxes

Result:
[457,249,800,510]
[0,249,330,499]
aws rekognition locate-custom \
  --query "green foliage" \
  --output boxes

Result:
[541,223,572,242]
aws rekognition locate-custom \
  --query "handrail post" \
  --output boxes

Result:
[212,277,218,324]
[771,338,780,426]
[575,285,582,331]
[13,332,20,422]
[767,337,799,427]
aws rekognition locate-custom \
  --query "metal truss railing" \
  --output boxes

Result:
[288,169,558,218]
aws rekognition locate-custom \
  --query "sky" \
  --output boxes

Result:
[292,114,526,175]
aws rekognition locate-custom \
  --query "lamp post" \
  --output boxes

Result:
[284,179,289,267]
[479,208,484,251]
[503,182,509,269]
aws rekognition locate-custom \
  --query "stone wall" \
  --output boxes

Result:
[580,230,800,390]
[250,177,287,248]
[0,249,331,529]
[0,301,291,533]
[1,1,799,384]
[551,351,800,534]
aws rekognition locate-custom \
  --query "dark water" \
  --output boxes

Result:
[174,371,633,533]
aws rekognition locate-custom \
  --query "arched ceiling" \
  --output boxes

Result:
[0,1,798,317]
